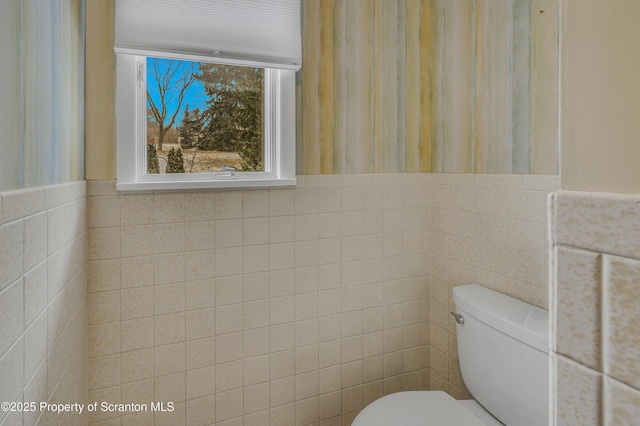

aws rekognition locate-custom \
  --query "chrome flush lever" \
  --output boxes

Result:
[449,311,464,324]
[221,165,236,176]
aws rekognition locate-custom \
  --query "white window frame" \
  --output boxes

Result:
[115,53,296,191]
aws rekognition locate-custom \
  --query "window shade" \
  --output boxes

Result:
[114,0,301,70]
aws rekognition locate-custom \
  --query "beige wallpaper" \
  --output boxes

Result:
[299,0,559,175]
[85,0,116,181]
[0,0,85,192]
[561,0,640,194]
[85,0,559,179]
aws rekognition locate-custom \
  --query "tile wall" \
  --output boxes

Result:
[426,173,558,398]
[551,191,640,425]
[86,174,432,425]
[0,181,88,426]
[85,173,557,425]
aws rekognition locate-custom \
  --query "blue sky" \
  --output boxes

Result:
[146,58,208,125]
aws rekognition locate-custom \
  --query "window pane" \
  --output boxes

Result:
[146,57,264,174]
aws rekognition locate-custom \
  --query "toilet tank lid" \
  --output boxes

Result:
[453,284,549,353]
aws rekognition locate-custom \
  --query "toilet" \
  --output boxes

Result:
[353,284,549,426]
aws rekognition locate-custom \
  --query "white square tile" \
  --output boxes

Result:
[153,223,185,254]
[269,243,294,271]
[243,272,269,302]
[184,192,216,221]
[555,355,601,426]
[185,250,215,281]
[522,175,559,191]
[154,282,185,315]
[153,193,185,223]
[507,190,546,223]
[89,322,122,358]
[363,210,383,235]
[318,213,341,239]
[295,187,319,214]
[154,312,186,346]
[88,227,121,261]
[185,221,214,251]
[0,337,23,407]
[341,211,363,236]
[243,217,269,246]
[121,256,153,288]
[294,240,318,268]
[403,184,423,208]
[475,187,507,217]
[555,247,602,370]
[0,278,23,358]
[88,290,121,325]
[119,287,153,320]
[603,255,640,388]
[121,225,154,257]
[23,212,47,271]
[270,350,294,379]
[270,323,294,352]
[244,300,269,330]
[269,189,295,216]
[556,191,640,257]
[186,366,215,399]
[604,376,640,426]
[216,332,243,363]
[215,218,243,248]
[88,196,121,228]
[155,342,186,376]
[295,214,319,241]
[121,194,154,226]
[186,336,215,369]
[243,245,269,274]
[24,261,47,326]
[475,214,506,246]
[269,269,295,297]
[186,279,215,310]
[270,296,294,325]
[506,219,546,254]
[0,221,23,291]
[153,253,185,285]
[449,186,475,213]
[383,185,403,210]
[244,327,269,357]
[2,187,44,223]
[318,187,341,213]
[318,238,341,265]
[363,186,384,211]
[341,186,363,212]
[88,354,121,391]
[243,190,269,218]
[294,344,319,375]
[318,263,341,291]
[186,308,215,340]
[216,360,243,392]
[269,216,294,243]
[295,266,318,294]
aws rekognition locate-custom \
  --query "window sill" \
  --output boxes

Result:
[115,177,297,192]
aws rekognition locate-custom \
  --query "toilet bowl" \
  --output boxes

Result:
[353,284,549,426]
[351,391,503,426]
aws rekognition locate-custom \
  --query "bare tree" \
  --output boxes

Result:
[147,59,197,150]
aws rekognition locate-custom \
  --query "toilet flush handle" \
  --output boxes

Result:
[449,311,464,324]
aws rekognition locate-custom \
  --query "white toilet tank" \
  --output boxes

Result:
[453,284,549,426]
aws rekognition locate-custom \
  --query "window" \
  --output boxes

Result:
[114,0,300,191]
[146,59,265,175]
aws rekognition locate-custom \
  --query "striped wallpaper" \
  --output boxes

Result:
[297,0,558,175]
[0,0,85,192]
